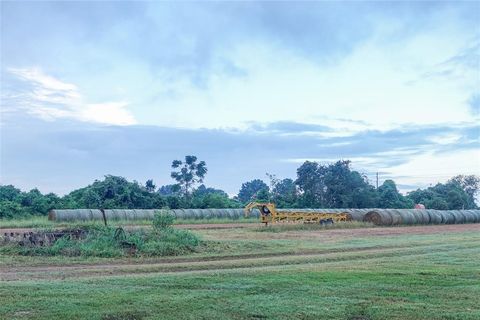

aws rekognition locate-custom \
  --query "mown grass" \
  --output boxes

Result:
[1,227,479,319]
[1,233,479,319]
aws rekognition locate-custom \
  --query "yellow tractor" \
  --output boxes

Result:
[244,202,352,225]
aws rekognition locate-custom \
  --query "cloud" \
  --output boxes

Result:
[468,93,480,117]
[4,67,136,126]
[1,115,478,195]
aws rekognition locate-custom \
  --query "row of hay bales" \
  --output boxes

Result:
[363,209,480,225]
[48,208,259,222]
[48,208,480,225]
[48,209,158,222]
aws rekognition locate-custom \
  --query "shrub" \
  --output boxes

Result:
[7,222,200,258]
[142,228,200,256]
[152,210,175,230]
[0,200,28,219]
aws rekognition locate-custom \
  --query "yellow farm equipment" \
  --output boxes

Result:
[244,202,352,225]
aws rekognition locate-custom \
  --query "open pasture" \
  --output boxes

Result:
[1,223,479,320]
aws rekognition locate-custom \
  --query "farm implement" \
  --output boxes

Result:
[244,202,351,225]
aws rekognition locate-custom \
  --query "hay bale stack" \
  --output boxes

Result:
[48,209,102,221]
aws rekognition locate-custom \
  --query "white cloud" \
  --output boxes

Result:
[140,29,476,132]
[7,67,136,126]
[388,149,480,193]
[80,102,136,126]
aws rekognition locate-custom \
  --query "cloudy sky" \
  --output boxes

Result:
[1,1,479,195]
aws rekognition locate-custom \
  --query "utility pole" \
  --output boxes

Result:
[376,172,379,189]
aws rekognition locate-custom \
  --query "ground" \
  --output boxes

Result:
[1,223,479,320]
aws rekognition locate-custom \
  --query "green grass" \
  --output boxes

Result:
[1,227,479,319]
[0,216,257,228]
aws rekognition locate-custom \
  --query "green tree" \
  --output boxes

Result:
[237,179,269,203]
[270,178,297,208]
[145,179,156,193]
[158,184,181,196]
[171,155,207,197]
[377,180,412,209]
[0,185,21,201]
[425,197,449,210]
[448,175,479,208]
[407,179,475,210]
[0,200,27,218]
[295,161,326,207]
[323,161,378,208]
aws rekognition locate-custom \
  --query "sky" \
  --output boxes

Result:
[1,1,479,196]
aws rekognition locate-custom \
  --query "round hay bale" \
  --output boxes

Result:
[349,209,367,221]
[363,210,393,225]
[184,209,197,219]
[470,210,480,223]
[90,209,103,221]
[442,211,455,224]
[382,210,402,225]
[438,210,449,224]
[103,209,121,221]
[428,210,442,224]
[203,209,215,219]
[462,210,474,223]
[410,210,424,224]
[74,209,92,221]
[134,209,154,220]
[453,211,466,224]
[451,210,461,223]
[397,210,416,225]
[417,210,431,224]
[170,209,184,219]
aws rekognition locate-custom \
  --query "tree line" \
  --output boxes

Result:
[0,156,478,218]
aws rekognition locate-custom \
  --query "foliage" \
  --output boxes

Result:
[171,155,207,197]
[14,221,200,258]
[0,200,28,219]
[377,180,413,209]
[158,184,181,196]
[270,178,298,208]
[407,179,476,209]
[145,179,156,193]
[65,175,166,210]
[1,158,478,220]
[237,179,269,203]
[294,160,378,208]
[153,211,175,230]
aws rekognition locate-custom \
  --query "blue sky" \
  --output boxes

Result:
[1,1,479,195]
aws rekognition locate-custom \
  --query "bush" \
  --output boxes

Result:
[153,210,175,230]
[143,228,200,256]
[0,200,28,219]
[7,223,200,258]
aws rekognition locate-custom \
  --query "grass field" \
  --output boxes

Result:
[1,224,479,319]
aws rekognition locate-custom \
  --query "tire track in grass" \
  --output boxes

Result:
[2,243,477,281]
